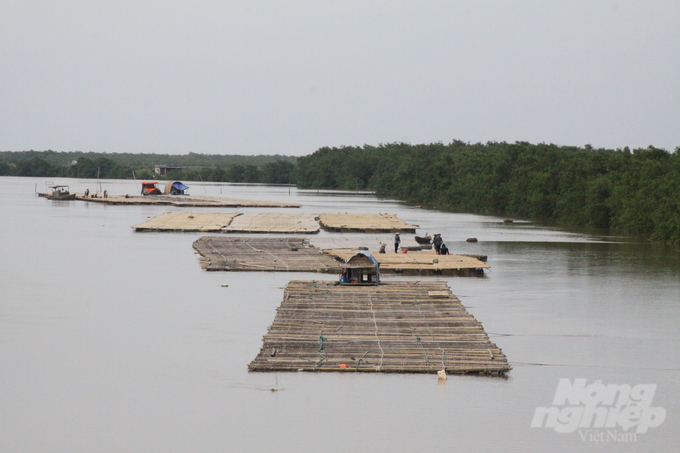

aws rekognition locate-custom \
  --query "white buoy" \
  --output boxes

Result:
[437,369,447,380]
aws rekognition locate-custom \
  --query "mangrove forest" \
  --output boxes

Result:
[296,141,680,244]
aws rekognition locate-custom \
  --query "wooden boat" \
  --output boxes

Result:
[47,185,76,200]
[414,235,432,245]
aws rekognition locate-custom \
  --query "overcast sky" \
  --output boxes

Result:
[1,1,678,156]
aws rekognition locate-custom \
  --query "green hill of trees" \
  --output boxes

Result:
[296,141,680,244]
[0,151,296,184]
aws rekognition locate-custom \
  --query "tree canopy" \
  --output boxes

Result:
[296,141,680,244]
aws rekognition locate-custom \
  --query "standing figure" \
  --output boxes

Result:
[394,233,401,253]
[433,233,443,255]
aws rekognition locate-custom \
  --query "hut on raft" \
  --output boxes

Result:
[340,251,380,285]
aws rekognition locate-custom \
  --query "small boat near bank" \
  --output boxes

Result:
[415,235,432,245]
[37,184,77,200]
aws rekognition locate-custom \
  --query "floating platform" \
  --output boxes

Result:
[193,237,340,272]
[132,212,242,232]
[193,237,489,275]
[74,194,300,208]
[309,236,421,251]
[222,213,320,234]
[133,212,320,233]
[324,249,489,276]
[248,281,510,375]
[134,212,417,234]
[318,213,418,233]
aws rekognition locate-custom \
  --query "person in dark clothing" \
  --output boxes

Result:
[439,243,449,255]
[433,234,443,254]
[379,243,386,254]
[394,233,401,253]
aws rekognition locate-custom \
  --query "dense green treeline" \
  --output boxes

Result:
[296,141,680,243]
[0,151,297,184]
[0,150,295,168]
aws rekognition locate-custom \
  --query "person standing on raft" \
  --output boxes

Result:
[433,233,443,254]
[394,233,401,253]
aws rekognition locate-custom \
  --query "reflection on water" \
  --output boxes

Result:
[1,176,679,452]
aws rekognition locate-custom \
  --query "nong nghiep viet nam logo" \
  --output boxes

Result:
[531,378,666,442]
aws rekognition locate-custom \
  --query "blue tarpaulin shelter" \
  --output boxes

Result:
[164,181,189,195]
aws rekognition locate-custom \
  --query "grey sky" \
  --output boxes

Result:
[1,1,678,156]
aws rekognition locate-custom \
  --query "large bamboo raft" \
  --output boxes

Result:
[133,212,320,233]
[318,213,418,233]
[193,237,340,272]
[134,212,418,234]
[193,237,488,275]
[75,194,300,208]
[222,213,320,234]
[132,212,241,232]
[249,281,510,375]
[324,249,489,276]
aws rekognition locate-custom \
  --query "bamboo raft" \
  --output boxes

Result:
[309,236,421,251]
[74,194,300,208]
[193,237,489,275]
[249,281,510,375]
[133,212,320,233]
[132,212,242,232]
[318,213,418,233]
[134,212,418,234]
[222,213,320,234]
[193,237,340,272]
[324,249,489,276]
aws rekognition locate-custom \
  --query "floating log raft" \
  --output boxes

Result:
[193,236,489,275]
[133,212,320,233]
[222,213,320,234]
[309,236,421,251]
[324,249,489,276]
[134,212,416,234]
[75,194,300,208]
[318,213,418,233]
[249,281,510,375]
[132,212,241,232]
[193,237,341,272]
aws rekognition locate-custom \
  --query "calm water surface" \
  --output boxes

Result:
[1,177,679,452]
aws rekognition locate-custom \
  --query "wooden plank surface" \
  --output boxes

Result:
[249,281,510,374]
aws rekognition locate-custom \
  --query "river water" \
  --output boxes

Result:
[1,176,678,452]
